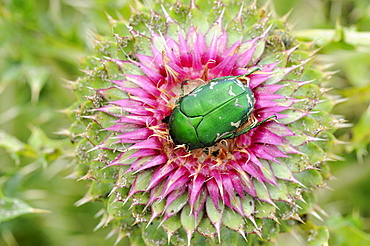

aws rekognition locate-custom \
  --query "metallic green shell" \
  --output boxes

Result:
[169,76,255,150]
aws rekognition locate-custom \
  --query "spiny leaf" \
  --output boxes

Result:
[0,190,50,222]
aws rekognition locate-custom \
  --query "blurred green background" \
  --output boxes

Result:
[0,0,369,245]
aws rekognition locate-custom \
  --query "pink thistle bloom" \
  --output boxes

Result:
[71,1,344,245]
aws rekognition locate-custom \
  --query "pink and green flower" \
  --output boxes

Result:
[69,1,344,245]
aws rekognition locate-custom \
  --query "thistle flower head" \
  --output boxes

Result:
[69,1,345,245]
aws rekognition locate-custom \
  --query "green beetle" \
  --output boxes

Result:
[168,70,275,150]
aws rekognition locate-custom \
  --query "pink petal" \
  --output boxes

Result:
[163,186,187,214]
[161,166,189,197]
[206,178,221,210]
[211,53,237,76]
[125,74,161,96]
[249,73,272,89]
[251,128,288,146]
[178,31,192,67]
[128,137,163,150]
[104,123,142,133]
[136,53,160,70]
[161,174,189,198]
[135,154,168,173]
[265,121,295,137]
[229,169,246,199]
[195,30,207,64]
[162,188,188,222]
[192,188,207,221]
[209,169,225,203]
[115,115,155,125]
[235,37,259,68]
[188,173,206,210]
[163,35,180,62]
[109,100,149,115]
[115,128,153,141]
[147,163,176,191]
[252,144,289,161]
[118,85,154,98]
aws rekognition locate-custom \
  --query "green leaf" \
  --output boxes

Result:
[0,189,50,222]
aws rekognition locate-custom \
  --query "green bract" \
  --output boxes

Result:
[168,71,273,150]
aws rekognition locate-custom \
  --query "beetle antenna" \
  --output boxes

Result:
[180,80,189,93]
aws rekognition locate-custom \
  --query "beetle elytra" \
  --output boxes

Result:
[168,69,275,150]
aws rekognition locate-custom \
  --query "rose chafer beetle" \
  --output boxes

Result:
[168,69,275,150]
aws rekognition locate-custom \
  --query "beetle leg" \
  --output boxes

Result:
[232,115,277,138]
[238,67,261,77]
[236,67,260,86]
[180,80,189,94]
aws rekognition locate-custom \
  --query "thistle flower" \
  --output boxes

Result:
[68,1,345,245]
